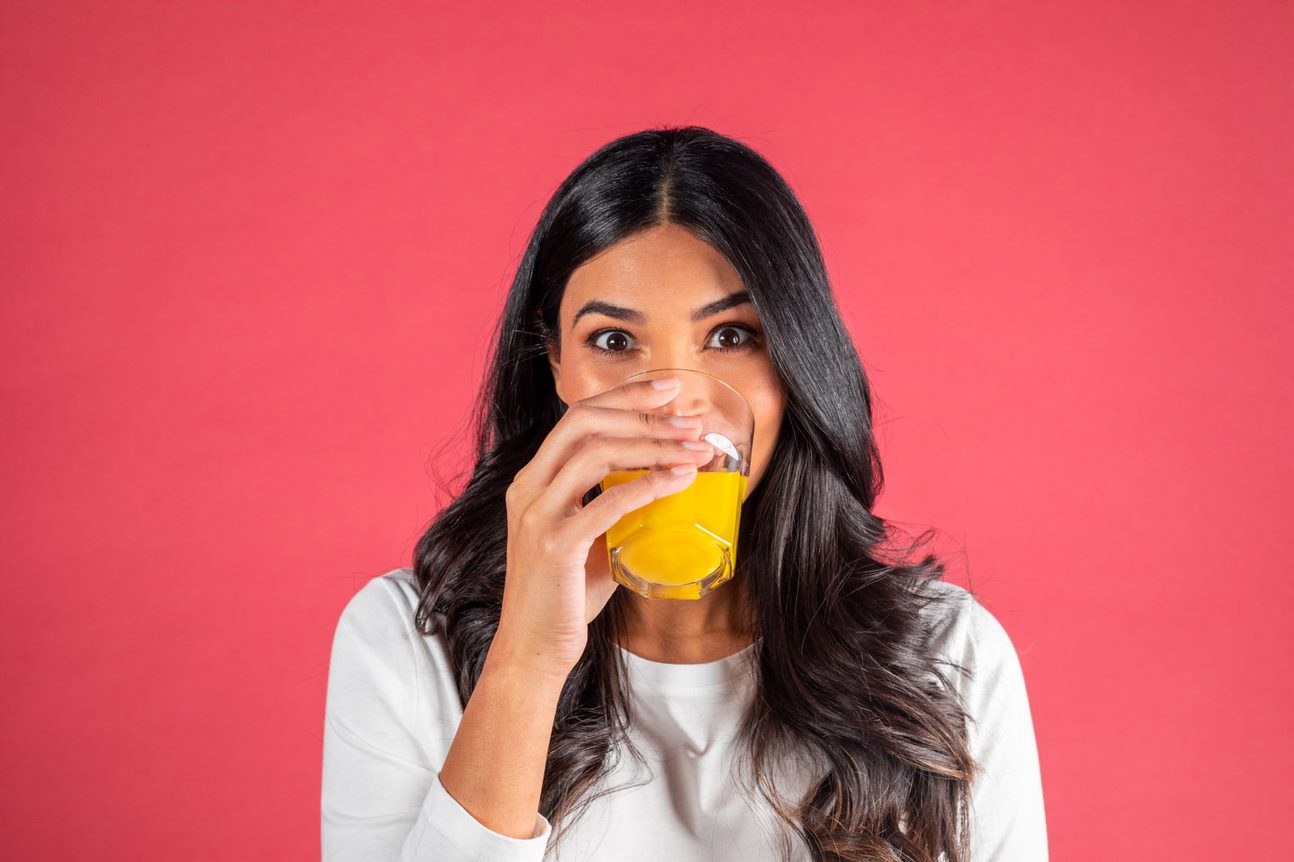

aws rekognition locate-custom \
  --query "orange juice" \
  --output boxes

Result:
[598,469,748,599]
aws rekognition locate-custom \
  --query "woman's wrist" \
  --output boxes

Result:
[483,628,577,693]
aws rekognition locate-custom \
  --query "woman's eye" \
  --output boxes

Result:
[707,325,760,352]
[588,330,634,353]
[585,322,762,356]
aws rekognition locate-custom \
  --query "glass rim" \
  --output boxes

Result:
[615,367,754,413]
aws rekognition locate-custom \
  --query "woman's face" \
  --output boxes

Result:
[547,223,787,497]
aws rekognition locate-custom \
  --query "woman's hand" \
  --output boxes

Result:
[492,376,714,682]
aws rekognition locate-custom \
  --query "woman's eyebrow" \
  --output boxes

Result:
[572,290,751,326]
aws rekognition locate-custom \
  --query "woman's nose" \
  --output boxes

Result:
[649,369,715,418]
[661,392,710,418]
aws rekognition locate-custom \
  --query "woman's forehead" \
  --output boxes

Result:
[565,227,739,295]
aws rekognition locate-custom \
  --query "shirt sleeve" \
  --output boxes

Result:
[959,598,1050,862]
[321,576,553,861]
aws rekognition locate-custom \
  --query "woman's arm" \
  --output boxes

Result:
[324,383,706,860]
[436,632,568,839]
[321,575,556,862]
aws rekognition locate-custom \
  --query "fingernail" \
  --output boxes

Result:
[670,416,700,428]
[680,441,711,451]
[669,463,698,475]
[650,377,681,390]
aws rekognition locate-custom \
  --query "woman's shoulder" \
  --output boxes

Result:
[330,567,423,650]
[916,578,1029,690]
[342,564,419,602]
[326,568,465,734]
[332,566,435,636]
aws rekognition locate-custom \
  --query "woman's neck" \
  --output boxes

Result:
[616,583,756,664]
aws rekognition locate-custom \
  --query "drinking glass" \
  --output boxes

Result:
[585,368,755,600]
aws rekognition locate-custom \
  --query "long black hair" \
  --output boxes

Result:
[412,125,981,861]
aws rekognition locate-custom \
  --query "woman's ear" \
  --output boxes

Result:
[546,338,566,407]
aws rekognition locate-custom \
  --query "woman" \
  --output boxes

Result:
[321,126,1048,861]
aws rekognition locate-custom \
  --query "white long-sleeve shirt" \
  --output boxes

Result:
[321,568,1048,861]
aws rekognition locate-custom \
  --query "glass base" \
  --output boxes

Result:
[608,527,734,600]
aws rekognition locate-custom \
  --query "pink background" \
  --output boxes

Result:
[2,2,1290,859]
